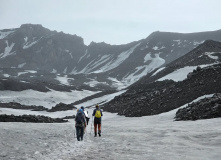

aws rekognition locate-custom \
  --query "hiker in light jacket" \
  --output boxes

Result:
[81,106,90,125]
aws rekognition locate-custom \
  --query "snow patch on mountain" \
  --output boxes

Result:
[23,36,45,49]
[63,67,67,74]
[17,70,37,76]
[152,46,165,50]
[123,53,165,87]
[89,54,112,73]
[76,60,95,74]
[56,75,69,85]
[157,63,219,82]
[84,79,108,87]
[144,52,152,63]
[56,75,75,85]
[51,69,57,73]
[23,40,38,49]
[3,74,10,77]
[78,49,88,63]
[152,67,166,76]
[24,37,28,43]
[193,40,204,46]
[108,77,126,90]
[0,30,15,39]
[158,66,196,82]
[204,52,220,60]
[0,40,15,58]
[18,63,26,68]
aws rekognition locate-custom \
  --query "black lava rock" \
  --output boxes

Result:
[175,93,221,121]
[0,114,68,123]
[0,102,48,111]
[47,103,77,112]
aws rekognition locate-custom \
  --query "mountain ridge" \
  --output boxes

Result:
[103,40,221,116]
[1,24,221,92]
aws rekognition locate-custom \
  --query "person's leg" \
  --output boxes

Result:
[98,123,101,137]
[94,123,97,137]
[76,127,80,141]
[86,118,89,125]
[80,127,84,141]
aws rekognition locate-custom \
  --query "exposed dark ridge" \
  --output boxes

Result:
[0,114,68,123]
[147,30,221,41]
[0,79,50,92]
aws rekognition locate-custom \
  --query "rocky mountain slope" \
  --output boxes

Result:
[103,40,221,117]
[1,24,221,91]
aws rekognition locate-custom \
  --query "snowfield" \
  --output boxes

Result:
[0,93,221,160]
[0,89,100,109]
[0,108,221,160]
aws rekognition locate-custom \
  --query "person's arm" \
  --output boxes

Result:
[101,109,103,116]
[92,109,95,116]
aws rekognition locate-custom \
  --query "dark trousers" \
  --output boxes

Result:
[86,117,90,125]
[76,126,84,141]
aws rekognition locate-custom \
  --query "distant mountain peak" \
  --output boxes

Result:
[20,23,43,28]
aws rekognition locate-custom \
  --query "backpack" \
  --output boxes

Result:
[95,110,101,118]
[76,112,84,124]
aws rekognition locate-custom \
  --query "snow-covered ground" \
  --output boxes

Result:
[0,90,126,118]
[0,92,221,160]
[1,107,221,160]
[0,89,100,109]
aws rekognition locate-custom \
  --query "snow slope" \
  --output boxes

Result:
[0,90,126,118]
[0,100,221,160]
[0,89,99,109]
[0,40,15,59]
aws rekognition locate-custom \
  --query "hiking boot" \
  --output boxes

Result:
[94,133,97,137]
[98,131,101,137]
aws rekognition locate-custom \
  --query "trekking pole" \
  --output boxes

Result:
[74,126,76,138]
[90,116,93,135]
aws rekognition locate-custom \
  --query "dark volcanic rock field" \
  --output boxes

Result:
[103,64,221,117]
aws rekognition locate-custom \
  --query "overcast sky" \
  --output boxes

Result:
[0,0,221,45]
